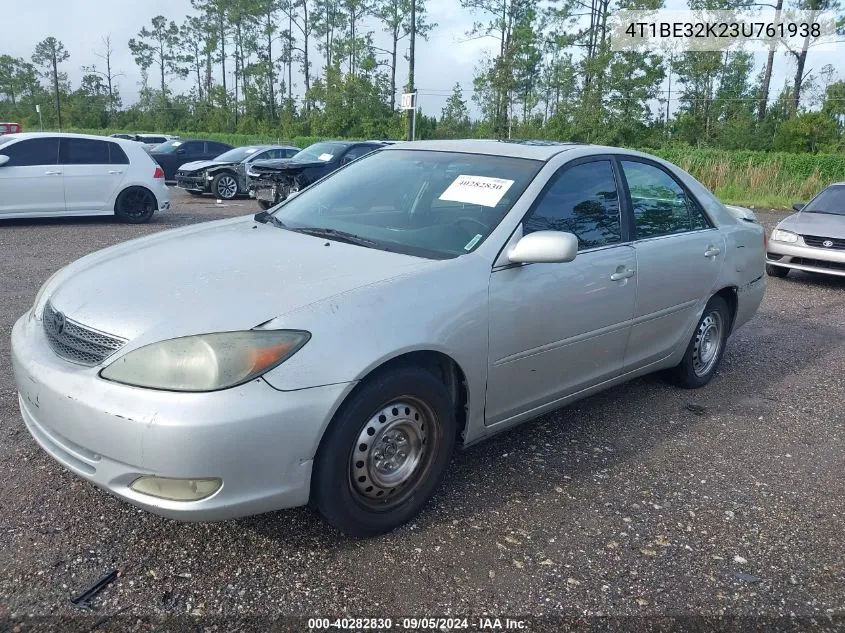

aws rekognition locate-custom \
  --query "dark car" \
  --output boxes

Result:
[175,145,300,200]
[150,139,233,182]
[247,140,386,209]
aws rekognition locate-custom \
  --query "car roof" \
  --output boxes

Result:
[383,139,590,160]
[0,131,144,149]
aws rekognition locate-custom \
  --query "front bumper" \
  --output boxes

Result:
[11,313,352,521]
[175,174,208,193]
[767,240,845,277]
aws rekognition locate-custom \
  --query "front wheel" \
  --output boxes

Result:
[312,367,456,537]
[664,295,731,389]
[766,264,789,278]
[114,187,156,223]
[212,173,239,200]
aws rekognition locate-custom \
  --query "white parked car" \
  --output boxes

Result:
[0,132,169,223]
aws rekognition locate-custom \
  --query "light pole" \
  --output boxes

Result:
[36,104,43,131]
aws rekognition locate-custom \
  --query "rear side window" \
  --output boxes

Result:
[621,160,707,239]
[61,138,110,165]
[523,160,622,250]
[207,142,230,154]
[109,143,129,165]
[1,137,59,166]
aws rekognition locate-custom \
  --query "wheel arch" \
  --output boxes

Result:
[712,285,738,333]
[315,349,471,460]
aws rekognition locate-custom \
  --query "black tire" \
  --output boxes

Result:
[212,172,239,200]
[312,366,456,537]
[114,186,157,223]
[664,295,731,389]
[766,264,789,278]
[257,199,273,210]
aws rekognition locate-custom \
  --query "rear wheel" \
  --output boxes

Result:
[114,187,156,223]
[212,173,239,200]
[313,367,456,537]
[665,295,730,389]
[257,199,273,210]
[766,264,789,278]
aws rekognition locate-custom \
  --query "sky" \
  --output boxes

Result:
[4,0,843,120]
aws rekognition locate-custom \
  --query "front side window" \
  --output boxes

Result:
[1,137,59,166]
[60,138,110,165]
[523,160,622,250]
[622,160,706,239]
[269,149,543,259]
[342,145,378,164]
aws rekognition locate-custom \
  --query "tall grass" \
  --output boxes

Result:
[644,148,845,208]
[62,128,845,208]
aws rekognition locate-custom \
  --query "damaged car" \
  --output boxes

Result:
[176,145,300,200]
[247,140,385,209]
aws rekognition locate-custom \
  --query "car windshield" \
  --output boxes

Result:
[269,149,543,259]
[804,185,845,216]
[293,142,346,162]
[152,139,184,153]
[215,147,260,162]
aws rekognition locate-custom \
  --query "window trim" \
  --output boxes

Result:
[612,155,716,243]
[519,154,632,248]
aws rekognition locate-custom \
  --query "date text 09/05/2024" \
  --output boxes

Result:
[307,617,528,630]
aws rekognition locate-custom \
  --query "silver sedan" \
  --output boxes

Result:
[11,140,766,536]
[766,183,845,278]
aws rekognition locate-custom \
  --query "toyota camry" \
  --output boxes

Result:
[11,140,766,536]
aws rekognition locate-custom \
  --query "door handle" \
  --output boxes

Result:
[704,246,721,258]
[44,170,62,175]
[610,267,635,281]
[108,170,124,174]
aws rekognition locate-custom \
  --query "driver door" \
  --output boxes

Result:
[486,158,637,426]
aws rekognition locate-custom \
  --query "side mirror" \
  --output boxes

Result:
[0,155,9,167]
[176,148,186,154]
[508,231,578,264]
[792,202,805,212]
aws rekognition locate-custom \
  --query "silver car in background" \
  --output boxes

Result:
[10,140,765,536]
[766,183,845,278]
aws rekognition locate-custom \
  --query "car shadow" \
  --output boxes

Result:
[243,310,842,544]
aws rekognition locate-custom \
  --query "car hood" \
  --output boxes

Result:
[48,216,431,346]
[779,212,845,239]
[177,160,230,173]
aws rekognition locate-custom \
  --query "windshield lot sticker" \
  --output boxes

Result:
[464,234,483,251]
[318,153,334,161]
[439,175,514,207]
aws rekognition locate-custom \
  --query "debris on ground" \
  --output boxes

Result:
[70,569,119,609]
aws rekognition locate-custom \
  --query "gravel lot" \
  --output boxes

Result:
[1,190,844,623]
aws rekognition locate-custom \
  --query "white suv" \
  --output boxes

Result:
[0,133,170,223]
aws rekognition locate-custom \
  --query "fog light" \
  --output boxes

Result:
[130,476,221,501]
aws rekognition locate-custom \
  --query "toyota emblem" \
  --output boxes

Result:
[822,239,834,248]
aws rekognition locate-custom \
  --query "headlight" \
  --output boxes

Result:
[100,330,309,392]
[771,229,799,243]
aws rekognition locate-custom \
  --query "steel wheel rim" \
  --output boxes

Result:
[217,176,238,199]
[120,189,154,218]
[349,398,437,509]
[692,310,723,377]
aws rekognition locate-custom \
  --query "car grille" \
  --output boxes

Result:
[790,257,845,272]
[42,301,127,366]
[802,235,845,250]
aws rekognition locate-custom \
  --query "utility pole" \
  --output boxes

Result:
[406,0,416,140]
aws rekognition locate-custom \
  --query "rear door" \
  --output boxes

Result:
[618,158,726,371]
[60,138,127,214]
[0,137,63,217]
